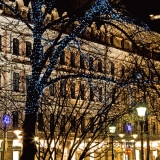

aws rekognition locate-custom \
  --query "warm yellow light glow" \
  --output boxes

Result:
[14,130,22,137]
[34,136,39,141]
[109,125,116,134]
[132,134,138,139]
[118,133,125,138]
[12,139,22,147]
[136,107,146,117]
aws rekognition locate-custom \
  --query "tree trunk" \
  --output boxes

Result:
[20,113,37,160]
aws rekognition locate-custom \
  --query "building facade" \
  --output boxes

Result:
[0,0,160,160]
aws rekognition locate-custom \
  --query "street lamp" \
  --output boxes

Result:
[136,102,147,160]
[1,113,12,160]
[109,122,116,160]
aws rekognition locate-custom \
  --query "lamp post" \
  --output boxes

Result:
[109,122,116,160]
[136,103,147,160]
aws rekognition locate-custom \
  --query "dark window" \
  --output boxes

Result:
[50,113,54,133]
[13,72,19,92]
[80,55,85,69]
[70,82,75,99]
[0,69,1,89]
[38,113,43,131]
[26,41,32,57]
[60,51,65,65]
[13,38,19,55]
[60,80,66,97]
[26,75,31,90]
[70,52,76,67]
[132,68,136,79]
[70,116,76,132]
[112,87,116,104]
[81,117,85,132]
[12,111,18,129]
[98,87,103,102]
[80,83,85,100]
[152,122,156,134]
[89,57,94,71]
[111,62,114,76]
[98,59,102,72]
[90,86,94,101]
[61,115,66,132]
[121,65,125,77]
[49,82,55,96]
[0,35,2,51]
[89,117,94,132]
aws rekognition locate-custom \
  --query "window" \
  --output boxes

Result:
[81,117,85,132]
[90,85,94,101]
[50,113,54,133]
[38,113,43,131]
[111,62,115,76]
[13,72,19,92]
[26,75,31,90]
[70,52,76,67]
[60,51,65,65]
[121,65,125,77]
[49,82,55,96]
[12,111,18,129]
[112,87,116,104]
[61,115,66,132]
[152,122,156,134]
[70,116,76,132]
[80,55,85,69]
[0,69,1,89]
[60,80,66,97]
[89,117,94,132]
[98,87,103,102]
[13,38,19,55]
[80,83,85,100]
[89,57,94,71]
[26,41,32,57]
[0,35,2,51]
[70,82,75,99]
[97,59,102,72]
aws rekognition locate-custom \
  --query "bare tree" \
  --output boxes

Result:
[0,0,160,160]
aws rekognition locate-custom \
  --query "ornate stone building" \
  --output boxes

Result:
[0,0,160,160]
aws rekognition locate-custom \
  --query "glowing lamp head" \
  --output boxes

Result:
[109,123,116,134]
[136,103,147,117]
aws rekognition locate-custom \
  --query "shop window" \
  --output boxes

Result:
[13,72,19,92]
[26,41,32,57]
[13,38,19,55]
